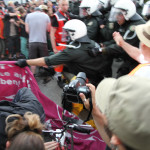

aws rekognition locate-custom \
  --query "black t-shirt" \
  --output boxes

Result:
[51,15,58,27]
[20,15,28,38]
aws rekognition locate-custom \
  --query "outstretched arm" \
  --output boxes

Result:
[26,58,46,66]
[15,58,47,68]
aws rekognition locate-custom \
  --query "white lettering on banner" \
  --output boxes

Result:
[8,65,14,67]
[0,64,5,69]
[0,78,21,87]
[0,64,14,70]
[0,72,10,76]
[0,65,31,88]
[27,80,31,89]
[7,80,12,85]
[14,72,26,82]
[14,72,22,78]
[22,76,26,83]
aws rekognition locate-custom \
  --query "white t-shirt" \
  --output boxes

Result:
[132,54,150,78]
[25,11,50,43]
[134,65,150,79]
[138,54,149,64]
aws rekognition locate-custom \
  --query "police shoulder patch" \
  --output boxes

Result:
[109,23,114,29]
[87,21,93,26]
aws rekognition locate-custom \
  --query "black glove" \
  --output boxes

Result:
[88,47,102,57]
[99,19,105,26]
[15,59,28,68]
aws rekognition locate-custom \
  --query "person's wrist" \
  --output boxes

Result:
[92,104,99,115]
[119,39,125,47]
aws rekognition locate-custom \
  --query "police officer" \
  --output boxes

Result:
[15,19,111,86]
[79,0,102,42]
[99,0,120,42]
[50,0,80,79]
[90,0,145,78]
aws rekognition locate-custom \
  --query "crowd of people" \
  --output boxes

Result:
[0,0,150,82]
[0,0,55,61]
[0,0,148,78]
[1,0,150,150]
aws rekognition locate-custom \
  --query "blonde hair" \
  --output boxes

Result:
[7,1,14,6]
[5,112,45,150]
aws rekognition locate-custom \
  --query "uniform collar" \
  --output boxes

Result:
[76,35,91,43]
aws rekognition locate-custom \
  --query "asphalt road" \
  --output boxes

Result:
[37,76,63,107]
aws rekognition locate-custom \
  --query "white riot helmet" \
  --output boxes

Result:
[62,19,87,41]
[79,0,100,17]
[109,0,136,22]
[142,1,150,20]
[110,0,119,6]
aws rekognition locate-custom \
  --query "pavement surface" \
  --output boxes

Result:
[37,76,63,107]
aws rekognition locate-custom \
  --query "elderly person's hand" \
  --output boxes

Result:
[79,83,97,111]
[113,31,124,47]
[44,141,59,150]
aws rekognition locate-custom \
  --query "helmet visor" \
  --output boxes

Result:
[62,29,71,43]
[109,7,124,22]
[79,7,90,17]
[62,29,75,42]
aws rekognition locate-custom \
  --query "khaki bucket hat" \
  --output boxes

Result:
[95,75,150,150]
[135,20,150,48]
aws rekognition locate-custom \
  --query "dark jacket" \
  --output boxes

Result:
[20,15,28,38]
[82,11,101,42]
[3,13,19,38]
[45,38,112,85]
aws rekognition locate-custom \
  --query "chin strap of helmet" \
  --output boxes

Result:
[58,42,81,49]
